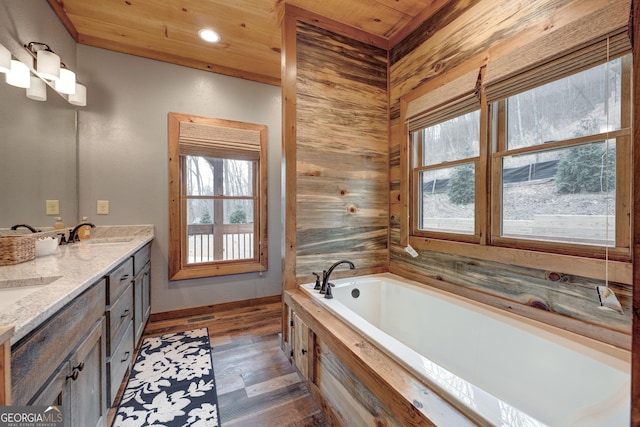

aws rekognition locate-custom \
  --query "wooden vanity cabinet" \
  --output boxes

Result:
[106,242,152,406]
[105,257,134,407]
[32,320,106,427]
[12,279,107,427]
[10,240,153,421]
[132,243,151,344]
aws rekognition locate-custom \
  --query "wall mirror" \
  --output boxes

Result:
[0,73,78,229]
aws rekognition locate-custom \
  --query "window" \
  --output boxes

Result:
[169,113,268,280]
[491,55,631,256]
[405,68,484,244]
[403,33,631,262]
[412,110,480,237]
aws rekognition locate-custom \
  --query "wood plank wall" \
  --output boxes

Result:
[388,0,633,348]
[283,10,390,287]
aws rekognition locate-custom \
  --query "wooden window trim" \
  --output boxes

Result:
[168,112,268,280]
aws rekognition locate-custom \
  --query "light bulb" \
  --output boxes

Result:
[36,49,60,81]
[0,43,10,74]
[54,67,76,94]
[198,29,220,43]
[68,83,86,106]
[26,76,47,101]
[5,60,30,88]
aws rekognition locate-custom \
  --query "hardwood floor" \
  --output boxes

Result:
[109,301,328,427]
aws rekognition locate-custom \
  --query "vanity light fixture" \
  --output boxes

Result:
[26,75,47,101]
[5,60,30,88]
[198,28,220,43]
[0,43,10,74]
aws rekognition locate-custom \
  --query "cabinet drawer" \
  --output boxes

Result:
[12,279,106,405]
[107,322,134,407]
[106,257,133,304]
[133,243,151,276]
[106,283,133,356]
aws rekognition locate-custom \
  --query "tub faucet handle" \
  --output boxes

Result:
[320,270,328,293]
[324,282,335,299]
[312,272,321,290]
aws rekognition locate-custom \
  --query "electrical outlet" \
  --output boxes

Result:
[97,200,109,215]
[46,200,60,215]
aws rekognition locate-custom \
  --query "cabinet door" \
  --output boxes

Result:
[133,262,151,346]
[141,263,151,327]
[69,319,106,427]
[291,312,310,380]
[31,362,71,427]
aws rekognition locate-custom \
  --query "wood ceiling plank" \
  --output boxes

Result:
[287,0,409,38]
[71,14,280,84]
[48,0,455,85]
[78,32,280,85]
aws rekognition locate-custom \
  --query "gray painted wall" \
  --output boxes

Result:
[76,45,283,313]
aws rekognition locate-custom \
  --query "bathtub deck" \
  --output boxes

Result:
[285,288,478,426]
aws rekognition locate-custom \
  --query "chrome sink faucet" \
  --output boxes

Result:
[320,260,355,298]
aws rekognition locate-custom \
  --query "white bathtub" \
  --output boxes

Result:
[301,273,630,427]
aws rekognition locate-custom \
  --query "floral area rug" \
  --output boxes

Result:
[113,328,220,427]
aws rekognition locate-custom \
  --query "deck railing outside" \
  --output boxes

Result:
[187,223,254,263]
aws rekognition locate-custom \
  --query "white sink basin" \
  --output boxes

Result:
[0,276,62,312]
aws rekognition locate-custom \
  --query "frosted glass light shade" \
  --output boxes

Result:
[54,67,75,94]
[26,76,47,101]
[0,44,10,74]
[36,49,60,81]
[5,60,30,88]
[68,83,86,106]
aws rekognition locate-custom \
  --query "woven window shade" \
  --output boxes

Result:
[406,68,481,132]
[485,0,631,102]
[179,121,261,160]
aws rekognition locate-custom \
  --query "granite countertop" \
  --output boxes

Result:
[0,225,154,345]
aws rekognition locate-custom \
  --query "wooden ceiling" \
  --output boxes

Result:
[47,0,451,86]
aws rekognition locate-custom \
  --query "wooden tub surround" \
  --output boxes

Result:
[284,289,476,426]
[0,326,13,405]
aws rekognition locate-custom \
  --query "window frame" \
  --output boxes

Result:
[400,43,632,285]
[489,54,632,260]
[168,113,268,280]
[409,109,485,244]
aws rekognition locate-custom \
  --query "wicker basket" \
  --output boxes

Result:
[0,235,36,266]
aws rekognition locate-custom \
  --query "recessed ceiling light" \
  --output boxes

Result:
[198,29,220,43]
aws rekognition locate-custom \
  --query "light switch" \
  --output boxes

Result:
[97,200,109,215]
[46,200,59,215]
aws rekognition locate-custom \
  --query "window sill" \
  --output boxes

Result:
[408,236,632,285]
[169,261,267,281]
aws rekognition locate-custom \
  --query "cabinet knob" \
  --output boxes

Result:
[301,349,307,355]
[121,309,131,319]
[74,362,85,372]
[120,274,130,281]
[121,351,131,363]
[66,369,79,381]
